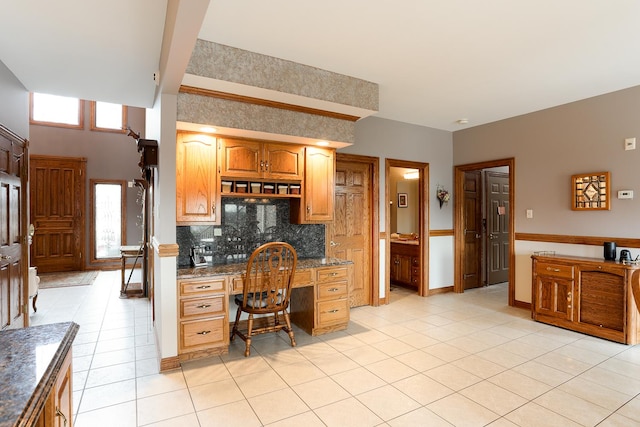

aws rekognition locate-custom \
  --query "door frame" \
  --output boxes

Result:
[334,153,380,305]
[454,158,515,305]
[385,159,429,298]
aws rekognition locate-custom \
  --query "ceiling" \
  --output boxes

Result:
[2,1,640,132]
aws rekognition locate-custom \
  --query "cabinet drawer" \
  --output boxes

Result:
[536,262,574,279]
[180,277,226,296]
[231,269,313,294]
[317,266,348,283]
[411,257,420,267]
[180,316,227,350]
[317,281,348,300]
[180,295,225,318]
[317,298,349,326]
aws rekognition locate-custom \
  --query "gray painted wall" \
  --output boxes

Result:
[29,104,147,269]
[0,60,28,137]
[453,85,640,239]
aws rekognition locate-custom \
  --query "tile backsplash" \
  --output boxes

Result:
[176,197,325,267]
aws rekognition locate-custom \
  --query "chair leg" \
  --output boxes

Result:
[282,310,296,347]
[245,314,254,357]
[230,306,242,341]
[32,293,38,313]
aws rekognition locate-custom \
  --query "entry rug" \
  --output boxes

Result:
[38,271,99,289]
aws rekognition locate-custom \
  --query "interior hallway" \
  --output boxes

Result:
[29,271,640,426]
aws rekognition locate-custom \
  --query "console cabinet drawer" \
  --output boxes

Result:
[180,277,226,296]
[535,262,574,279]
[180,295,225,318]
[317,299,349,326]
[180,316,227,351]
[317,281,348,300]
[317,266,348,283]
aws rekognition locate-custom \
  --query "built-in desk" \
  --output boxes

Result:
[0,322,79,427]
[176,258,352,362]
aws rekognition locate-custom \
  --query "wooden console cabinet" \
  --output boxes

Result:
[532,254,640,344]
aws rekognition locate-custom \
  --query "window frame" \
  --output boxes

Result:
[90,101,128,133]
[29,92,85,129]
[90,179,127,264]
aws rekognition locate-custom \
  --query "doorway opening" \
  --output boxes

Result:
[386,159,429,298]
[454,158,515,305]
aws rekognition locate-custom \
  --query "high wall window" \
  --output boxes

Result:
[90,101,127,133]
[90,180,126,262]
[29,92,84,129]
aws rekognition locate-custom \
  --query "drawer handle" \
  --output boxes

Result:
[546,267,561,272]
[329,272,339,277]
[327,309,340,313]
[197,304,212,309]
[56,407,68,427]
[196,285,212,289]
[328,287,339,292]
[197,330,211,335]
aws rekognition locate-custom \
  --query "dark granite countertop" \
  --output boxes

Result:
[0,322,79,427]
[178,257,352,279]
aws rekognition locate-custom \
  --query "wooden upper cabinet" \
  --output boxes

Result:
[219,138,304,180]
[176,131,220,224]
[300,146,335,222]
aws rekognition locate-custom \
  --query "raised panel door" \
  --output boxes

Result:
[219,138,262,178]
[263,143,304,180]
[302,147,334,222]
[535,275,573,321]
[176,132,219,224]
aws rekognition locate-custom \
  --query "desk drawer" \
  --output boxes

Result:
[317,298,349,326]
[180,316,227,350]
[536,262,574,279]
[180,295,225,318]
[231,269,313,294]
[317,281,348,300]
[317,266,348,283]
[180,277,226,296]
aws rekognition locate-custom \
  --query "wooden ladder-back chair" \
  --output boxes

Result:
[230,242,297,357]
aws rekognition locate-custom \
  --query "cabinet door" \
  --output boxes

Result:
[302,147,335,222]
[535,275,573,321]
[264,143,304,180]
[176,132,219,224]
[220,138,262,178]
[578,268,625,332]
[397,254,413,284]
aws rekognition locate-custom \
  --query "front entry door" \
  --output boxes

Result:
[329,158,372,307]
[486,171,509,285]
[0,127,27,329]
[463,171,482,289]
[30,156,86,273]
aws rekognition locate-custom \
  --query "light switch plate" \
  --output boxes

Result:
[526,209,533,219]
[625,138,636,150]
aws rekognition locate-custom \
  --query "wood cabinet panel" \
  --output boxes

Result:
[220,139,304,180]
[390,242,419,288]
[176,131,219,224]
[219,139,262,178]
[578,270,624,331]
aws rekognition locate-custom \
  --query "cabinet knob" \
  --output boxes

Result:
[197,330,211,335]
[55,407,68,427]
[196,285,211,289]
[327,309,339,313]
[328,287,339,292]
[197,304,212,309]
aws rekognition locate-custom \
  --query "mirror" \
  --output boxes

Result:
[389,167,419,235]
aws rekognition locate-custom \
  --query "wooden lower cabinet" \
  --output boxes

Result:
[177,276,229,359]
[36,349,73,427]
[290,265,350,335]
[532,255,640,344]
[390,242,420,289]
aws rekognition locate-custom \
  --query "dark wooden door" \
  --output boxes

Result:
[463,171,482,289]
[486,171,509,284]
[0,126,27,329]
[329,159,371,307]
[30,156,85,273]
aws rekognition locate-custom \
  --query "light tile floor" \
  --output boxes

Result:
[30,271,640,426]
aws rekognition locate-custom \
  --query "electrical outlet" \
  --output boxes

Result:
[213,228,222,236]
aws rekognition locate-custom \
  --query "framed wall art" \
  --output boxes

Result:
[571,171,610,211]
[398,193,408,208]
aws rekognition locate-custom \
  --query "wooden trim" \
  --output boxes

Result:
[429,286,454,295]
[386,158,430,298]
[516,232,640,248]
[152,238,179,257]
[159,356,181,372]
[454,158,516,306]
[89,101,128,133]
[89,179,127,265]
[29,92,85,130]
[179,85,361,122]
[513,300,531,310]
[430,229,454,237]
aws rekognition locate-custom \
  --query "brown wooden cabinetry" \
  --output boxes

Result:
[177,276,228,359]
[176,131,219,224]
[36,349,73,427]
[291,146,335,223]
[219,137,304,180]
[532,254,640,344]
[390,242,420,289]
